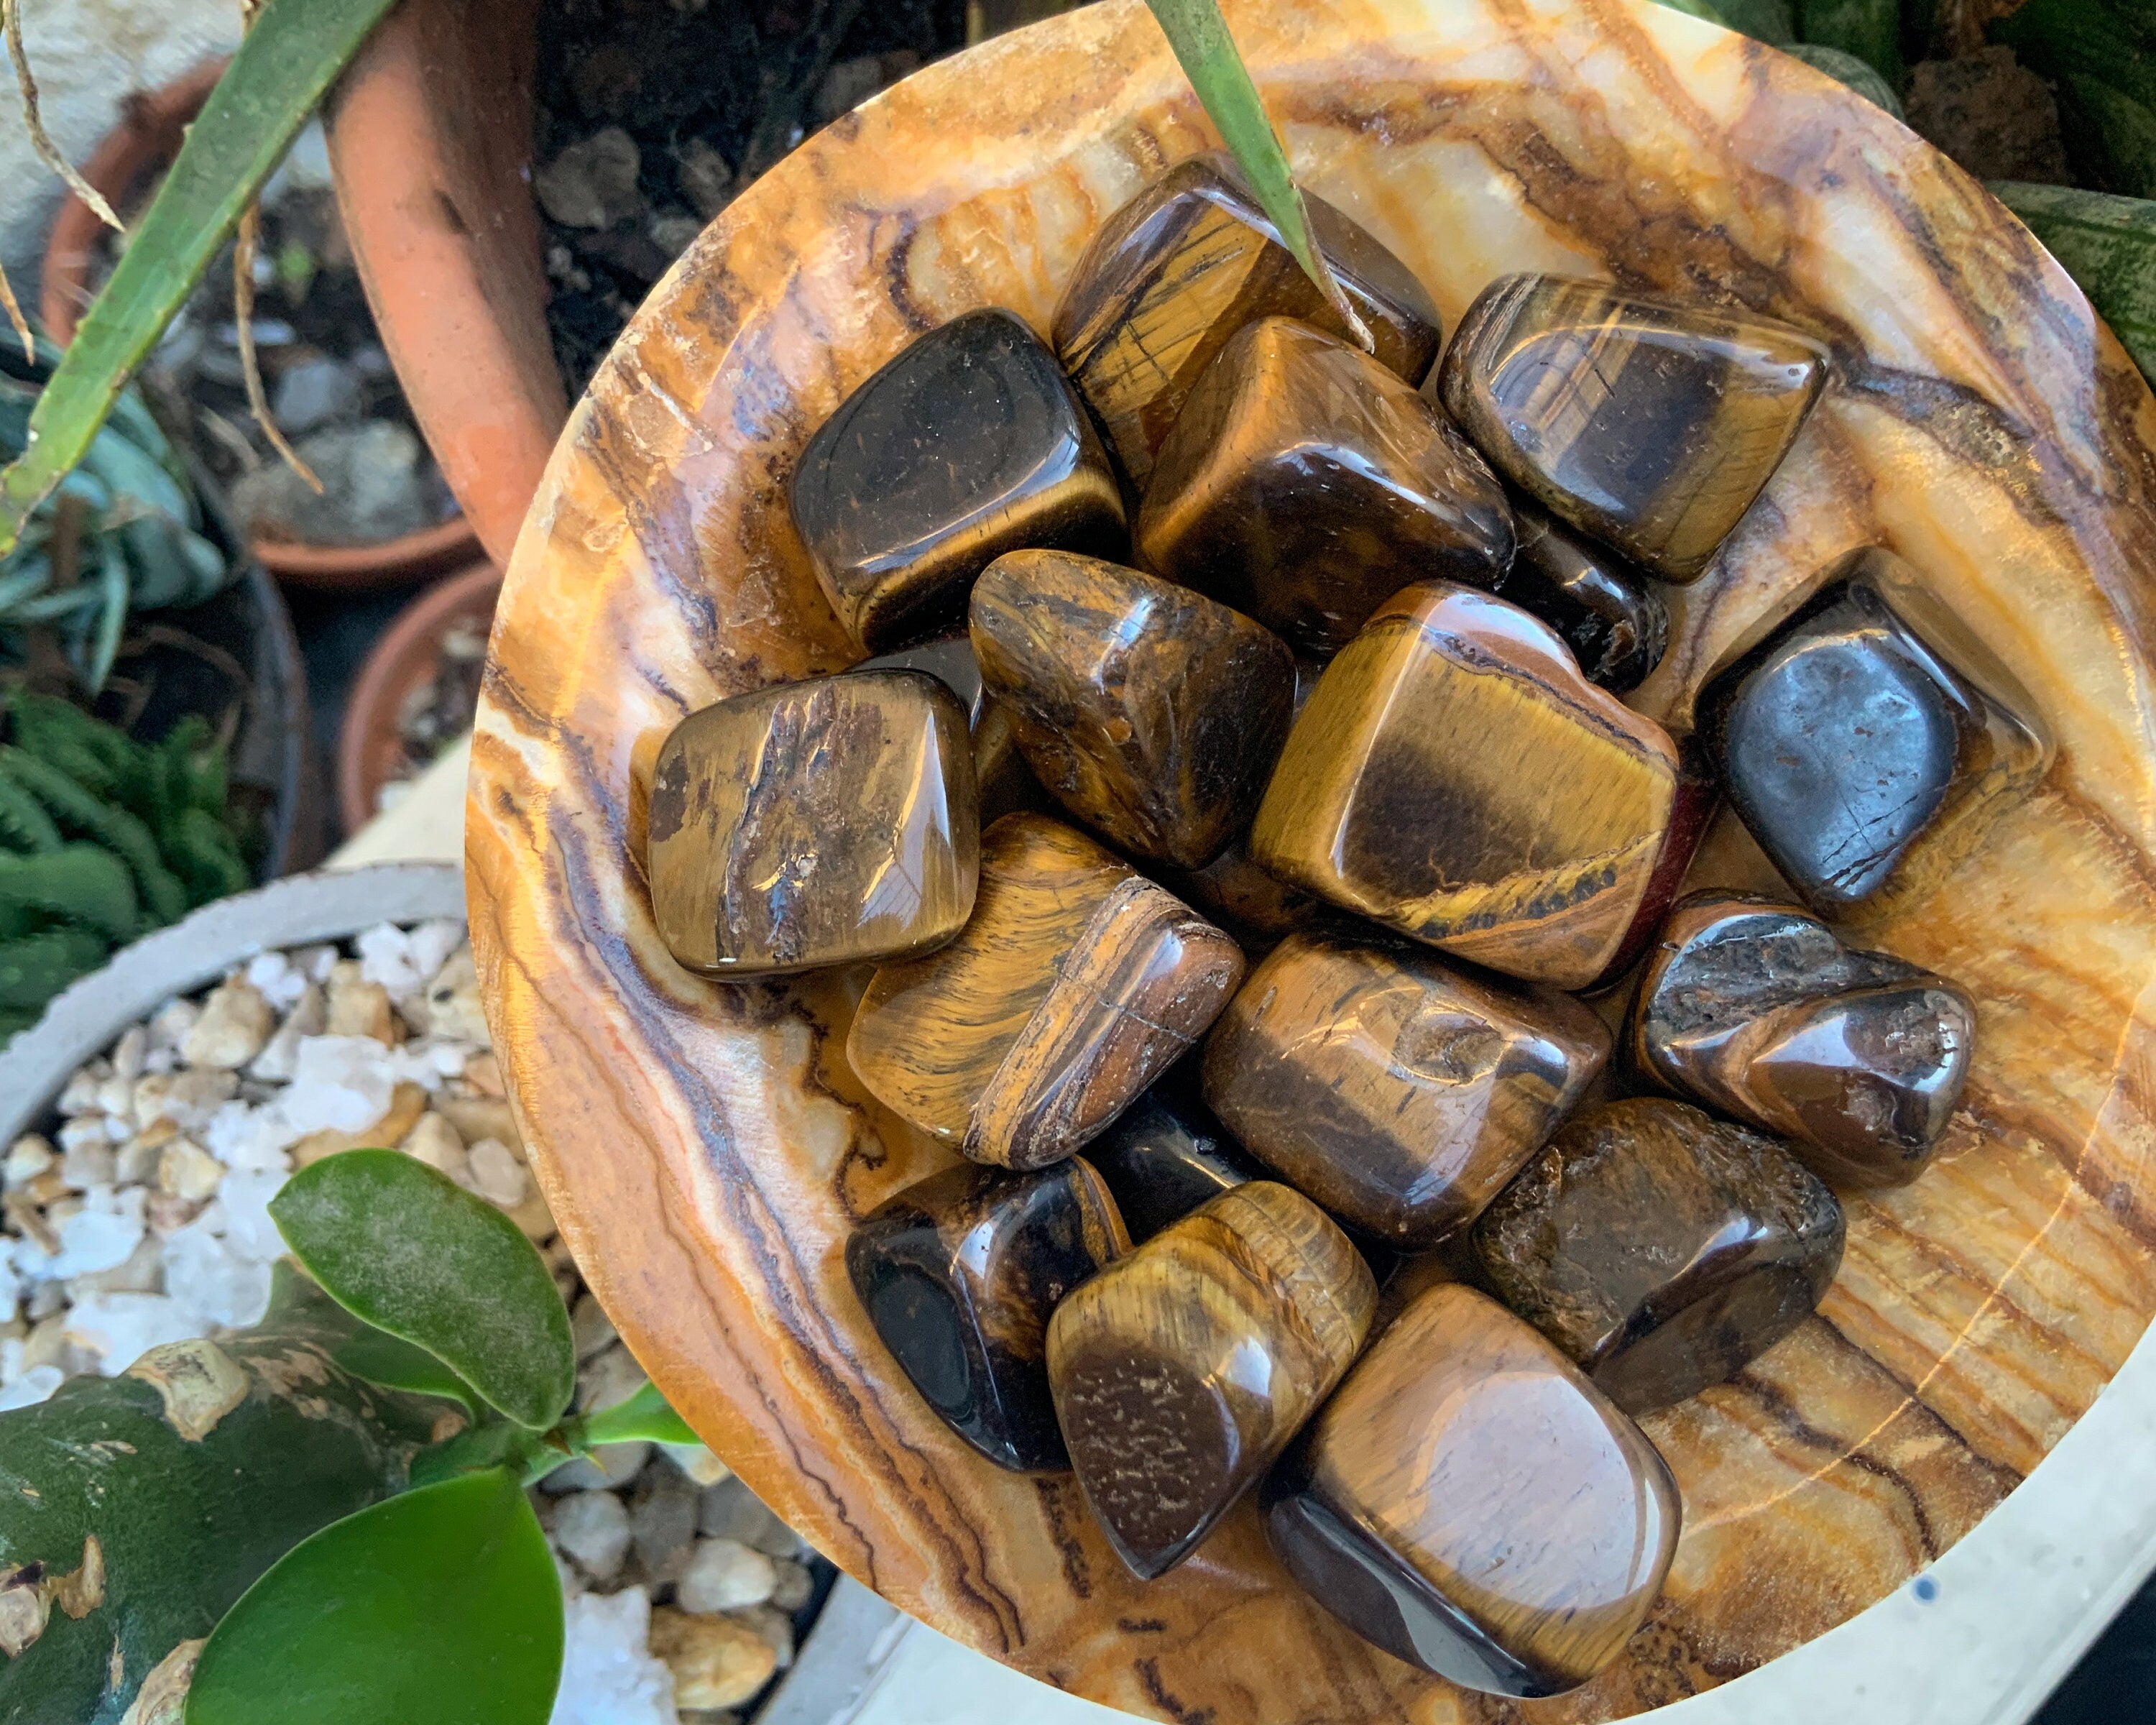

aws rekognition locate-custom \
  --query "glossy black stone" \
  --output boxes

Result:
[845,1159,1129,1471]
[1083,1070,1258,1243]
[1491,504,1669,692]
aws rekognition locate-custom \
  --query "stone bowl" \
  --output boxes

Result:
[466,1,2156,1718]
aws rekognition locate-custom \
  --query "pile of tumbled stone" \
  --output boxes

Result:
[1,921,824,1725]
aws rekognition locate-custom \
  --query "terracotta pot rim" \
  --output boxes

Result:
[39,57,482,593]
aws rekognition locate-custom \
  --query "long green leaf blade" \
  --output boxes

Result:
[1141,0,1370,349]
[0,0,401,553]
[1991,180,2156,385]
[185,1469,563,1725]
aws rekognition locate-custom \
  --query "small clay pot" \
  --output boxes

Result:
[336,561,499,835]
[40,59,482,593]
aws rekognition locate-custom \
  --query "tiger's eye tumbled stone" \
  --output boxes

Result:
[1435,275,1829,581]
[848,812,1245,1170]
[1251,581,1682,988]
[847,1158,1130,1471]
[1203,934,1610,1247]
[1264,1284,1679,1698]
[649,669,979,977]
[1048,1182,1376,1578]
[1472,1098,1845,1412]
[860,634,1040,825]
[1493,504,1669,692]
[1084,1070,1256,1244]
[1633,893,1976,1188]
[1051,152,1443,485]
[1138,318,1513,656]
[792,308,1125,651]
[1699,553,2051,912]
[970,551,1296,868]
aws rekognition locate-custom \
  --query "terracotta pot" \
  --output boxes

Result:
[336,559,499,837]
[323,0,562,571]
[40,60,482,593]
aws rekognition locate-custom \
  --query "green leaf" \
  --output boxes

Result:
[1793,0,1900,83]
[185,1469,563,1725]
[1994,0,2156,197]
[271,1152,576,1431]
[1140,0,1371,349]
[1991,180,2156,386]
[333,1327,480,1412]
[1784,42,1905,118]
[409,1420,566,1490]
[0,0,404,553]
[579,1380,701,1448]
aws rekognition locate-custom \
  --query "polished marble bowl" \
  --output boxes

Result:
[467,1,2156,1717]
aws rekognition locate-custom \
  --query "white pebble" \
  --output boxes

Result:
[101,1115,131,1144]
[183,979,276,1070]
[203,1101,298,1175]
[248,982,325,1084]
[675,1537,777,1613]
[467,1138,529,1208]
[133,1069,238,1134]
[96,1075,135,1118]
[245,950,308,1011]
[158,1140,226,1202]
[428,1042,467,1077]
[142,1047,175,1077]
[146,998,198,1052]
[110,1026,147,1082]
[57,1117,111,1157]
[215,1170,288,1264]
[4,1136,53,1190]
[58,1141,115,1192]
[356,923,423,1002]
[63,1293,208,1374]
[111,1137,160,1187]
[409,920,464,987]
[57,1065,106,1117]
[162,1221,273,1328]
[282,1036,397,1133]
[549,1587,675,1725]
[45,1186,147,1277]
[550,1489,633,1583]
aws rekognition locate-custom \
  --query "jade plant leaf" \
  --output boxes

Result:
[332,1326,480,1413]
[1793,0,1900,83]
[1784,42,1904,116]
[271,1151,576,1431]
[580,1380,701,1448]
[1991,180,2156,385]
[184,1468,563,1725]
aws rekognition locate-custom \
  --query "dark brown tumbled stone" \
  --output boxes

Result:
[1632,892,1977,1188]
[1051,152,1443,486]
[847,1158,1130,1471]
[648,669,979,978]
[970,550,1296,869]
[1493,502,1669,691]
[1083,1069,1256,1244]
[1472,1098,1845,1412]
[1048,1181,1375,1578]
[860,634,1041,826]
[1138,317,1513,656]
[1435,275,1829,581]
[792,308,1125,651]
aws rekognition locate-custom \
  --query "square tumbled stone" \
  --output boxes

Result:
[1250,581,1682,989]
[648,668,978,977]
[791,308,1125,652]
[847,812,1244,1170]
[1051,152,1442,486]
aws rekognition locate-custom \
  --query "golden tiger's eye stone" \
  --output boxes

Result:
[1250,582,1682,989]
[1472,1098,1846,1413]
[1047,1181,1376,1578]
[1263,1283,1679,1698]
[969,551,1296,868]
[860,634,1041,826]
[1633,893,1977,1189]
[1434,275,1829,581]
[1493,503,1669,692]
[1202,934,1610,1247]
[1084,1069,1256,1244]
[1137,318,1514,656]
[1699,552,2052,913]
[648,669,979,978]
[791,308,1126,651]
[1051,152,1443,486]
[848,812,1245,1170]
[846,1158,1130,1472]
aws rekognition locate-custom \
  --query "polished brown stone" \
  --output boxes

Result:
[860,634,1041,826]
[1250,581,1682,988]
[1633,892,1977,1188]
[1138,318,1513,656]
[648,669,979,978]
[1202,933,1610,1247]
[1699,549,2052,913]
[1051,152,1443,486]
[1047,1181,1376,1578]
[970,551,1296,868]
[846,1158,1130,1471]
[1082,1068,1256,1245]
[1434,275,1829,581]
[1493,502,1669,691]
[847,812,1244,1170]
[1472,1098,1846,1412]
[792,308,1125,650]
[1264,1283,1679,1697]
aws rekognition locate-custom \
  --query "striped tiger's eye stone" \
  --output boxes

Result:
[791,308,1125,651]
[648,669,979,978]
[1047,1182,1376,1578]
[1434,275,1829,581]
[970,551,1296,868]
[1472,1098,1845,1413]
[1084,1069,1256,1244]
[1051,152,1442,486]
[1264,1283,1679,1698]
[860,634,1041,826]
[847,1158,1130,1471]
[1250,581,1682,989]
[1493,503,1669,691]
[1633,893,1977,1189]
[1138,318,1514,656]
[847,812,1244,1170]
[1699,551,2051,913]
[1203,933,1610,1247]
